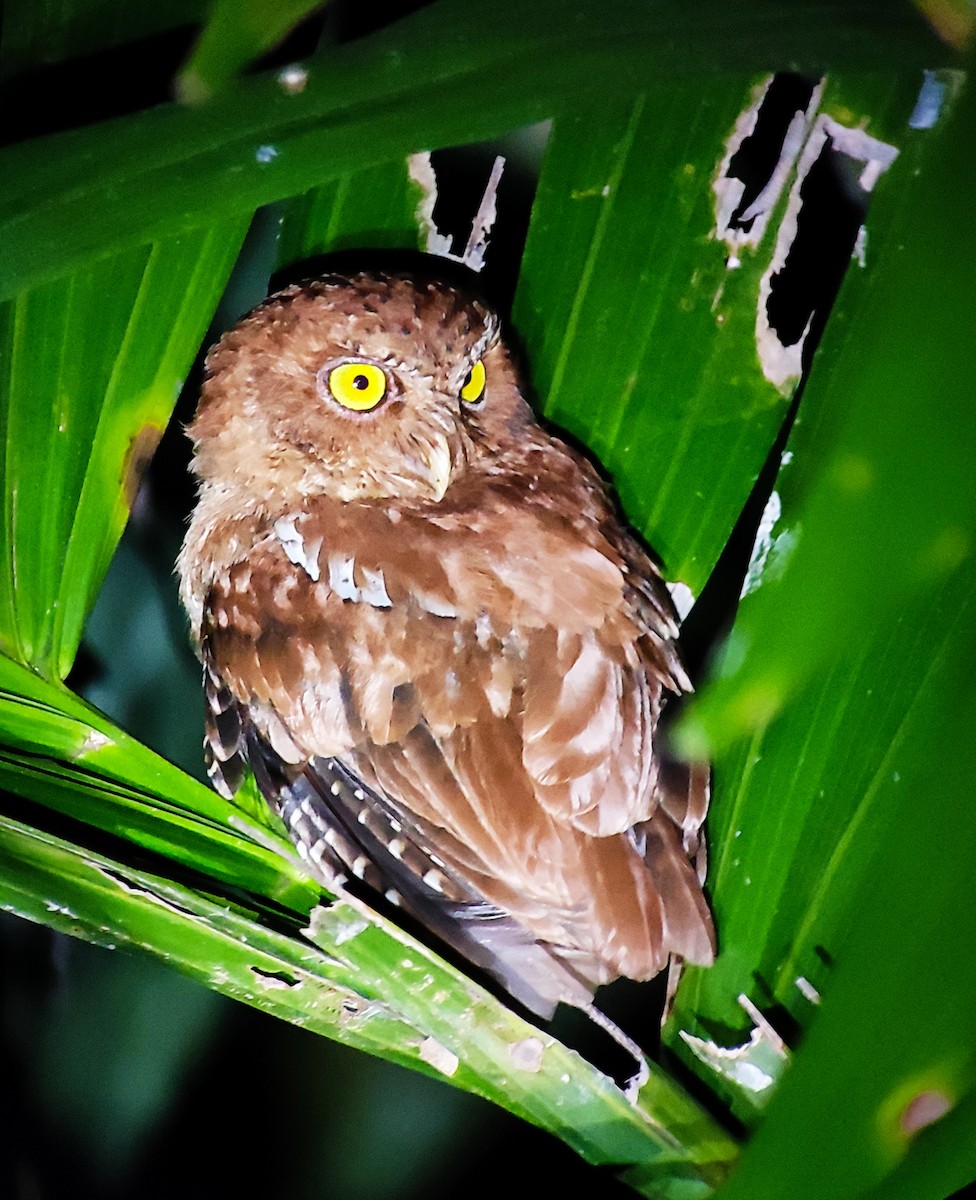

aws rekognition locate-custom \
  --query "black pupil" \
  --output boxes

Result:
[353,374,369,390]
[463,370,472,389]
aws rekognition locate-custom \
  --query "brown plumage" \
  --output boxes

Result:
[178,271,714,1023]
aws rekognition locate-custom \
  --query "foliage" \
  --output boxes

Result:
[0,2,973,1197]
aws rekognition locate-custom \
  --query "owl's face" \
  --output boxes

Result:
[189,273,534,507]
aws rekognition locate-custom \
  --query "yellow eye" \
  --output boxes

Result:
[327,362,387,412]
[460,359,486,404]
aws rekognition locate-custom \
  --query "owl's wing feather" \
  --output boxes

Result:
[240,714,596,1018]
[201,618,615,1012]
[203,661,248,798]
[356,715,713,979]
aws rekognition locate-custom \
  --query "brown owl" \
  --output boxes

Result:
[178,272,714,1060]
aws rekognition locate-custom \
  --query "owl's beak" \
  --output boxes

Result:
[422,433,452,502]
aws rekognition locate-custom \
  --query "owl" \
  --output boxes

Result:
[178,271,714,1046]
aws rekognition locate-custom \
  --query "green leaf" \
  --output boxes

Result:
[178,0,330,103]
[0,220,250,679]
[677,67,976,754]
[277,158,425,266]
[668,559,976,1108]
[697,563,976,1199]
[0,655,315,908]
[664,66,976,1180]
[514,80,796,593]
[2,6,973,1195]
[0,1,947,300]
[0,0,207,79]
[0,810,739,1192]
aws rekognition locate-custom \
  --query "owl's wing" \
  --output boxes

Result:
[202,659,248,798]
[603,523,711,860]
[202,642,604,1015]
[245,717,598,1017]
[199,488,713,1007]
[348,715,714,976]
[211,690,711,1018]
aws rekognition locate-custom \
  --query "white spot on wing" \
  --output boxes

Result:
[317,552,394,608]
[418,592,457,618]
[328,553,359,601]
[475,612,492,647]
[274,516,321,581]
[359,565,392,608]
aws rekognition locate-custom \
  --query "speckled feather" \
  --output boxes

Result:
[179,272,714,1018]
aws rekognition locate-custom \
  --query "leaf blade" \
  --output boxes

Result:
[0,1,948,300]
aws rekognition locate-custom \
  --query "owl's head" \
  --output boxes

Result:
[188,272,534,508]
